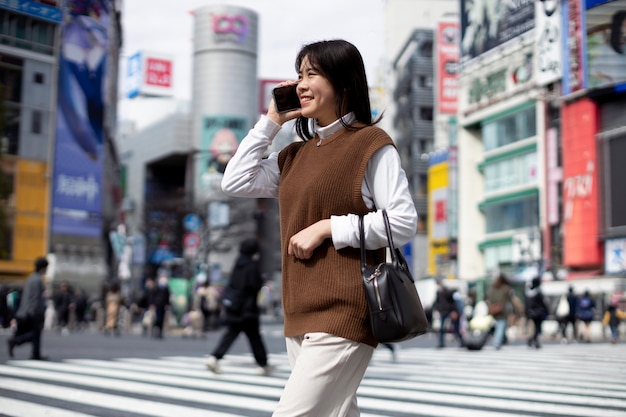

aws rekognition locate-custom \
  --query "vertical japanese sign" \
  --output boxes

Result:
[561,99,601,267]
[437,21,460,114]
[535,0,562,86]
[561,0,587,94]
[51,0,109,237]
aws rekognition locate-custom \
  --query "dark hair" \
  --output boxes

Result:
[34,257,48,272]
[293,39,380,140]
[239,238,259,256]
[610,11,626,54]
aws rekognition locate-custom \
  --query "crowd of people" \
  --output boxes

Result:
[431,272,626,350]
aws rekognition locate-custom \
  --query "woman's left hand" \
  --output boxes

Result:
[288,220,331,259]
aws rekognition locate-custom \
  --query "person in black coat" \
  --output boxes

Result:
[434,279,464,348]
[525,277,548,349]
[205,238,271,375]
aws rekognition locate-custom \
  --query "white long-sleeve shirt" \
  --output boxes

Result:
[221,115,418,251]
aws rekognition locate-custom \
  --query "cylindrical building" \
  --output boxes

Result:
[191,5,259,199]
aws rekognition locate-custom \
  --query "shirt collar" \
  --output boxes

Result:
[314,113,356,139]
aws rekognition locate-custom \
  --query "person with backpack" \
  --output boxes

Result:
[525,277,548,348]
[602,300,626,344]
[205,238,271,376]
[577,290,596,343]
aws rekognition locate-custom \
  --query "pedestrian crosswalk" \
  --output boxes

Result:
[0,343,625,417]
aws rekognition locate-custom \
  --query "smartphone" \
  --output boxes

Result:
[273,84,301,113]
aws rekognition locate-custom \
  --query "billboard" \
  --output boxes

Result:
[13,160,48,262]
[562,0,588,94]
[586,1,626,89]
[427,151,449,276]
[197,115,248,192]
[126,51,174,99]
[561,99,602,267]
[437,21,460,114]
[460,0,535,62]
[51,0,109,237]
[0,0,62,22]
[259,79,282,115]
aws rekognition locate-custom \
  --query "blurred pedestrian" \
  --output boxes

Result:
[559,286,579,343]
[138,278,156,336]
[7,257,48,360]
[525,277,548,349]
[221,39,417,416]
[602,300,625,344]
[53,281,73,333]
[577,290,596,343]
[205,238,271,375]
[72,288,89,331]
[434,278,464,348]
[104,280,123,336]
[486,273,515,350]
[151,274,171,339]
[196,280,219,332]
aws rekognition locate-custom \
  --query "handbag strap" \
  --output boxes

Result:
[359,209,399,273]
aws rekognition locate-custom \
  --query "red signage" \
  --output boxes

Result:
[437,21,459,114]
[561,99,602,267]
[145,58,172,88]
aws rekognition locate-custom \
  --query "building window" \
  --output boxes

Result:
[418,75,433,88]
[0,10,55,55]
[482,106,536,151]
[484,244,513,272]
[419,107,433,121]
[484,152,538,192]
[484,194,539,233]
[32,110,42,134]
[33,72,44,84]
[418,40,433,58]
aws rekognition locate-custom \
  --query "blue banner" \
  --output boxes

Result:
[0,0,62,23]
[51,0,110,237]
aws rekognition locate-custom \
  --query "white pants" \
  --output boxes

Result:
[272,332,374,417]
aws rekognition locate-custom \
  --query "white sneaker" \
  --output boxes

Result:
[205,356,221,374]
[256,364,274,376]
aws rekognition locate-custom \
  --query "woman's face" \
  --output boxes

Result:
[297,56,338,126]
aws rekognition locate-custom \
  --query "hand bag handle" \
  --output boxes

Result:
[359,209,398,273]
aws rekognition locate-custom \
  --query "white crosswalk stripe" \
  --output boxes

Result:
[0,343,624,417]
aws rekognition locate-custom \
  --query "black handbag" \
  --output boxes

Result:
[359,210,429,343]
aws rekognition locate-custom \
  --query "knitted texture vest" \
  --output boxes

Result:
[277,125,393,347]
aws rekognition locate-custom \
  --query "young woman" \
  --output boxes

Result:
[221,39,417,416]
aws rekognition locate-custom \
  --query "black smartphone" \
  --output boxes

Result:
[272,84,300,113]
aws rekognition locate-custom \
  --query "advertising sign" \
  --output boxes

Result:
[427,152,449,275]
[0,0,61,22]
[52,0,108,237]
[561,0,588,94]
[586,1,626,89]
[13,160,48,261]
[259,79,282,115]
[561,99,601,267]
[605,238,626,274]
[125,51,174,99]
[197,115,248,190]
[535,0,563,86]
[460,0,535,62]
[437,21,460,114]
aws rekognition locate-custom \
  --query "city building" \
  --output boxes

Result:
[455,0,626,302]
[0,0,123,296]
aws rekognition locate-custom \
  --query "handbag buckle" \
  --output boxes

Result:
[365,264,384,283]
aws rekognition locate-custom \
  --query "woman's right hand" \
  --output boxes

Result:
[267,81,302,125]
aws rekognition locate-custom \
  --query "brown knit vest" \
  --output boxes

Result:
[277,125,393,347]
